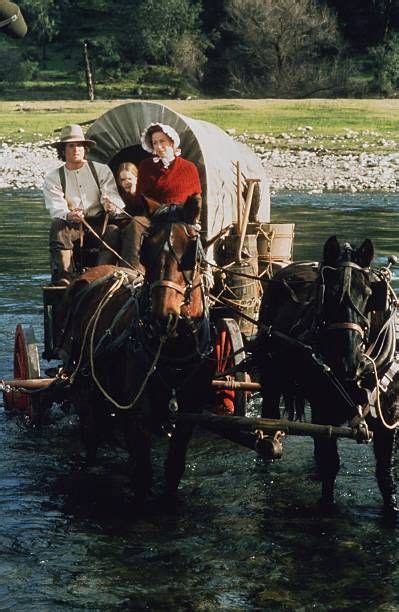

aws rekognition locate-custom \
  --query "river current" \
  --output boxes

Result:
[0,189,398,610]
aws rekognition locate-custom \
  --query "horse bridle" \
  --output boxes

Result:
[319,260,370,341]
[149,223,203,307]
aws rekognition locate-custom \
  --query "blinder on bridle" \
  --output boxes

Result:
[367,279,388,313]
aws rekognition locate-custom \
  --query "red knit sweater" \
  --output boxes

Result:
[135,156,202,205]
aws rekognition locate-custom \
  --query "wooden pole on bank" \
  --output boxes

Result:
[83,41,95,102]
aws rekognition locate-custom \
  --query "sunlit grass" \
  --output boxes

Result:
[1,98,399,152]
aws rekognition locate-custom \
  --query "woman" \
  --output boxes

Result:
[128,123,202,272]
[136,123,202,205]
[115,162,138,214]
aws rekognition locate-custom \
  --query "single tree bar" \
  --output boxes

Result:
[1,377,260,392]
[1,378,56,391]
[211,380,261,391]
[180,412,372,441]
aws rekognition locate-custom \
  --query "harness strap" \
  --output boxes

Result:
[365,352,399,428]
[151,280,186,296]
[377,357,399,393]
[326,321,365,339]
[150,279,202,297]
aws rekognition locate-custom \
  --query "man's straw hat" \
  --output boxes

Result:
[51,124,96,148]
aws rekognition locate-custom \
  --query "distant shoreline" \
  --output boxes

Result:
[0,140,398,194]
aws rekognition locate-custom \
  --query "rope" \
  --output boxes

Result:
[203,258,316,285]
[66,195,142,273]
[363,353,399,430]
[210,293,266,330]
[257,227,275,278]
[67,269,165,409]
[89,321,166,411]
[69,272,127,384]
[81,218,141,273]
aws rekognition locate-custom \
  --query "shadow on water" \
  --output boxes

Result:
[0,189,398,609]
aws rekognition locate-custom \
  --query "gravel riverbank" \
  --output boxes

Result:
[1,138,398,193]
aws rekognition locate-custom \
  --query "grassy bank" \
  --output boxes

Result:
[1,98,399,153]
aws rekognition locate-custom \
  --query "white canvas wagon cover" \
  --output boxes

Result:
[87,101,270,241]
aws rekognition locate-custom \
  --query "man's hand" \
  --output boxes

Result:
[66,209,84,224]
[102,195,117,216]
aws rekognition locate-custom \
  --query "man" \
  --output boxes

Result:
[43,124,134,285]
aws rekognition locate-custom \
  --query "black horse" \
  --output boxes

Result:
[257,235,398,514]
[58,196,216,500]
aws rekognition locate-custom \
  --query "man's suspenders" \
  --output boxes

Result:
[58,160,101,197]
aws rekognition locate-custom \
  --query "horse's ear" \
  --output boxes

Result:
[357,239,374,268]
[323,235,341,266]
[183,194,202,225]
[142,195,161,217]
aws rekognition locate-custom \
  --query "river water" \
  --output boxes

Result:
[0,189,398,610]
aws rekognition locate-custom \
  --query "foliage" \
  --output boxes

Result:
[369,33,399,94]
[0,40,39,82]
[220,0,345,96]
[123,0,206,69]
[89,37,122,79]
[6,0,399,97]
[19,0,61,62]
[326,0,399,48]
[171,33,209,82]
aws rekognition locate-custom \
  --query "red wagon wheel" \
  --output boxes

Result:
[214,317,250,416]
[3,324,41,419]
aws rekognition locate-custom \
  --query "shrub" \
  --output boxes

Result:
[0,43,39,82]
[369,34,399,95]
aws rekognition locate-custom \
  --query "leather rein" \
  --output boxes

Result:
[319,260,370,341]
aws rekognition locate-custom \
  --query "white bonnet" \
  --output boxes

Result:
[140,122,180,153]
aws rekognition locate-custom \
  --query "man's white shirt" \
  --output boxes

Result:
[43,161,125,219]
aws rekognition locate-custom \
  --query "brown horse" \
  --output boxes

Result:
[257,236,399,516]
[58,196,216,499]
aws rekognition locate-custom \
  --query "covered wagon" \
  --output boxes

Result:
[3,101,295,420]
[86,100,271,255]
[87,101,294,337]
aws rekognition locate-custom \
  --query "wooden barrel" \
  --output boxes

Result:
[257,223,295,276]
[215,234,258,266]
[214,235,261,337]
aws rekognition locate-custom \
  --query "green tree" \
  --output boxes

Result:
[19,0,61,64]
[222,0,344,96]
[126,0,206,67]
[369,32,399,94]
[326,0,399,48]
